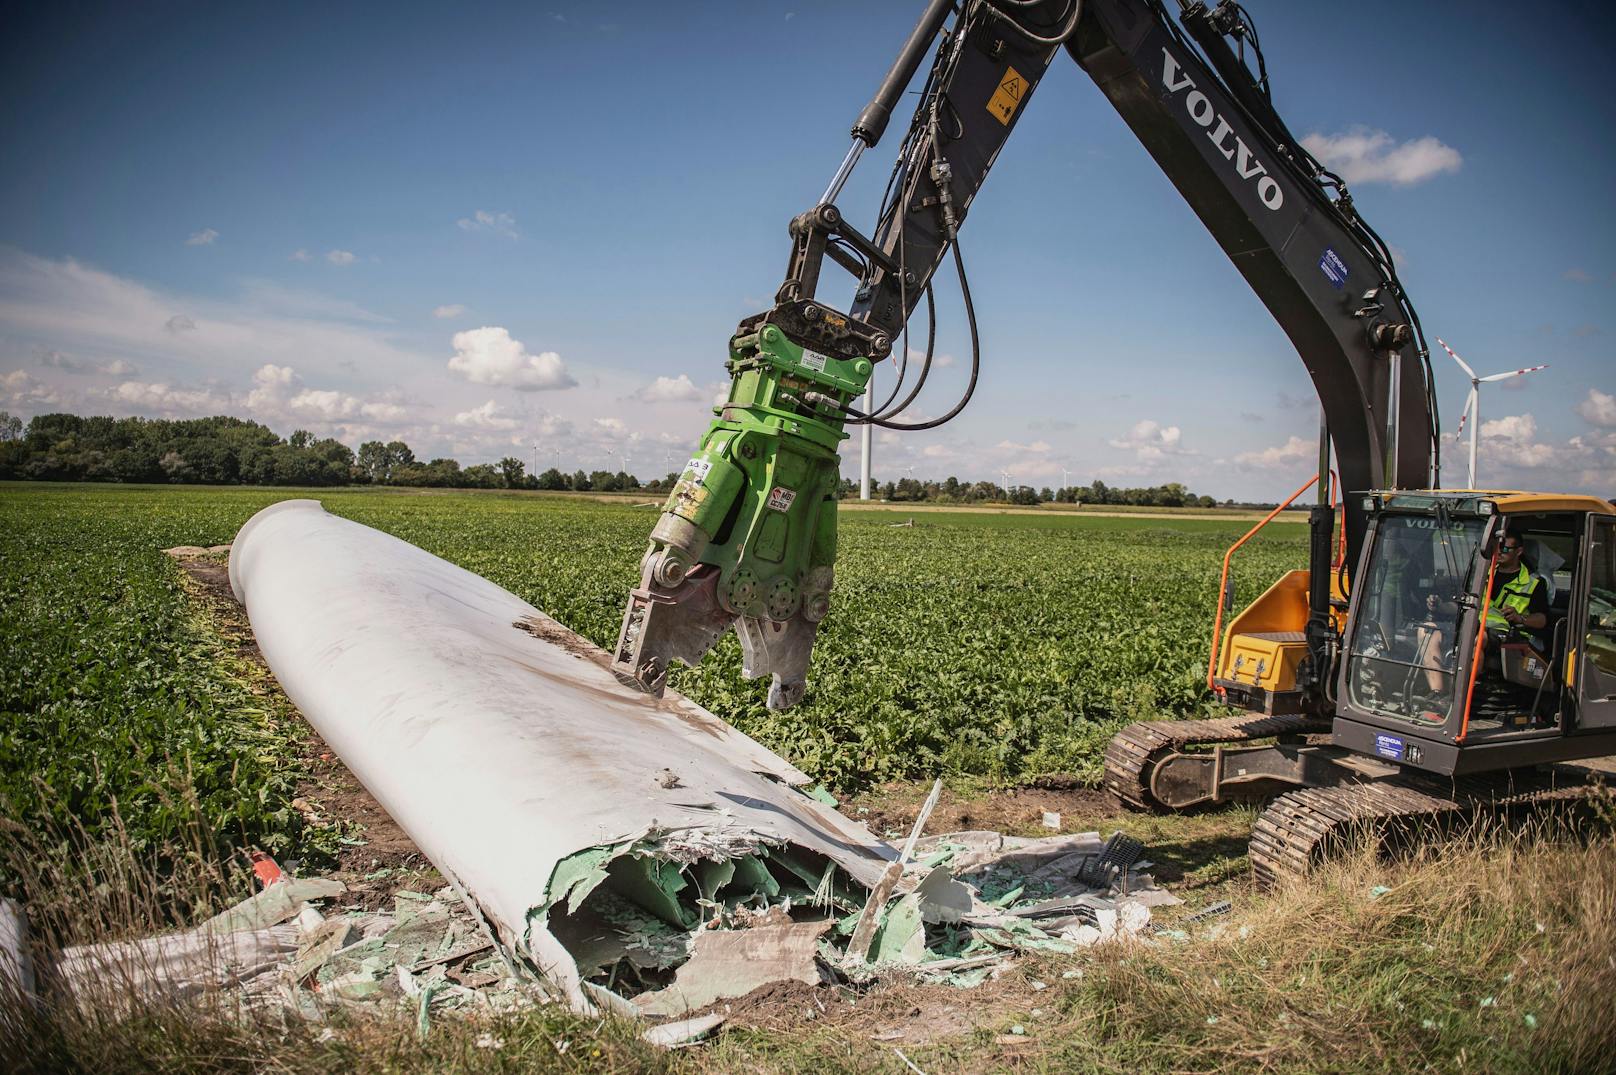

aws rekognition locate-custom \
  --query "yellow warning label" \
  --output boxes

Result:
[986,65,1027,126]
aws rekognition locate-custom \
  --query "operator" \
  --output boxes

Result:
[1484,536,1548,650]
[1414,535,1547,691]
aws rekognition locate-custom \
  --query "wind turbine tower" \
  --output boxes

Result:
[1437,338,1547,490]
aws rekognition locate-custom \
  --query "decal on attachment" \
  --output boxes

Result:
[682,458,713,484]
[766,486,797,512]
[1319,247,1350,290]
[1373,734,1406,761]
[987,66,1026,126]
[800,350,829,373]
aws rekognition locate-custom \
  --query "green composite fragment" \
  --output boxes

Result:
[803,783,839,806]
[870,893,927,964]
[611,854,699,928]
[416,980,447,1038]
[546,846,620,918]
[693,858,738,901]
[201,877,345,935]
[730,855,781,899]
[988,884,1025,909]
[977,919,1077,954]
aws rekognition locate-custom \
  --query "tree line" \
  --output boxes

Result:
[0,411,1229,507]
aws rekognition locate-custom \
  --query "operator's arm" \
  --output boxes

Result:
[1502,586,1549,632]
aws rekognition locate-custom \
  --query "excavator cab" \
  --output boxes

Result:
[1329,492,1616,776]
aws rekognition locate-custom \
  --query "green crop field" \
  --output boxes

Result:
[0,482,1305,860]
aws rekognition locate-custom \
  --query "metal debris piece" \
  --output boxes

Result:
[1185,900,1233,924]
[1078,832,1147,891]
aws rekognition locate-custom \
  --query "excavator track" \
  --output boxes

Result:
[1103,713,1330,810]
[1249,768,1602,887]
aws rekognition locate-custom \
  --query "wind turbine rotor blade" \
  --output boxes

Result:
[1456,386,1475,438]
[1479,364,1548,383]
[1436,337,1476,379]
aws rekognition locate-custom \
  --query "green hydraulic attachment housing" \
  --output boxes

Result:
[612,317,872,709]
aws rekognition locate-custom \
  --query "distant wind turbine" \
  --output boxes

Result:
[1437,338,1547,489]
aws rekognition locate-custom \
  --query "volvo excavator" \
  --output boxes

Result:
[610,0,1616,882]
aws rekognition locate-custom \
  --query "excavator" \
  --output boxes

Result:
[610,0,1616,882]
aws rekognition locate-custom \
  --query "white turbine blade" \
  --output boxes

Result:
[1436,337,1475,379]
[1480,364,1548,383]
[1455,387,1475,438]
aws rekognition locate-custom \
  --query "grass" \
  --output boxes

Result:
[6,819,1612,1074]
[7,482,1610,1072]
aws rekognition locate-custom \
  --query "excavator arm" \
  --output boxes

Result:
[612,0,1439,709]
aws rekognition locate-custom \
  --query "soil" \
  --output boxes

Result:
[844,780,1118,841]
[687,970,1039,1043]
[167,546,435,909]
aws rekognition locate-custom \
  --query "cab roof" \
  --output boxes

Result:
[1373,489,1616,515]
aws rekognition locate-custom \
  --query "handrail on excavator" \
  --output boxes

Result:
[1205,475,1328,694]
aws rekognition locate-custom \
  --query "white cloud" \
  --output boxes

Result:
[2,370,63,407]
[112,380,229,415]
[1109,419,1192,462]
[432,304,466,319]
[35,350,140,377]
[594,417,625,433]
[326,249,357,266]
[165,314,196,333]
[1480,412,1555,469]
[922,443,954,458]
[447,326,576,391]
[1577,388,1616,427]
[457,210,519,239]
[995,439,1052,454]
[1480,413,1536,441]
[290,249,313,263]
[1234,435,1312,468]
[185,228,219,247]
[637,374,702,402]
[453,400,519,430]
[37,350,81,371]
[240,363,410,430]
[1300,127,1462,186]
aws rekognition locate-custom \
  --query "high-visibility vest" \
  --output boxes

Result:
[1485,564,1540,631]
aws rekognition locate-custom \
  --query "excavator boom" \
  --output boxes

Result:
[613,0,1438,709]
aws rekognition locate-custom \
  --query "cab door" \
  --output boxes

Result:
[1575,515,1616,729]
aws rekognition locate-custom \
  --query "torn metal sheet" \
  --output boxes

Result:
[229,500,896,1011]
[634,920,831,1016]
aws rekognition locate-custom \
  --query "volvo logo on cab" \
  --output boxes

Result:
[1159,49,1284,212]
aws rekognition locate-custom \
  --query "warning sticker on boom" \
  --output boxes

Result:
[766,486,797,512]
[987,66,1026,126]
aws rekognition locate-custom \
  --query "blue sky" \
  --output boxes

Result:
[2,0,1611,498]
